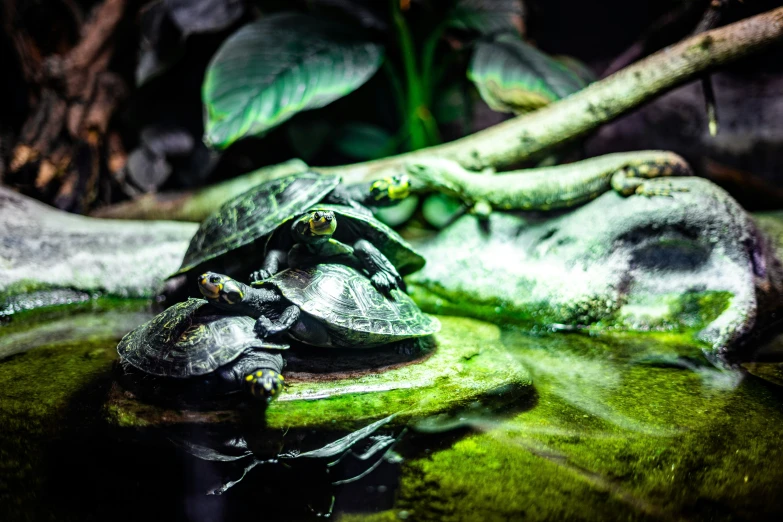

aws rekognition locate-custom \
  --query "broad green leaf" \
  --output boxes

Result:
[468,33,590,114]
[334,122,394,161]
[202,12,384,149]
[447,0,525,36]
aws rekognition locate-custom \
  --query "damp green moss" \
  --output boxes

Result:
[343,329,783,521]
[410,282,731,337]
[106,316,534,431]
[408,283,567,328]
[0,342,117,426]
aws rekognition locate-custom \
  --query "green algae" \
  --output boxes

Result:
[411,282,731,338]
[3,304,783,521]
[340,329,783,522]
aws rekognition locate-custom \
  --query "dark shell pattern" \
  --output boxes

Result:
[175,173,341,276]
[117,298,288,378]
[263,264,440,347]
[304,204,426,276]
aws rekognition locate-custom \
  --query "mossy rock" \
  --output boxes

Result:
[104,316,532,431]
[408,179,783,358]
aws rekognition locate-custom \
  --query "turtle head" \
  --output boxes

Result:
[198,272,245,305]
[305,210,337,236]
[369,175,410,204]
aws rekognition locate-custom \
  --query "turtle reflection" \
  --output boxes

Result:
[167,414,403,518]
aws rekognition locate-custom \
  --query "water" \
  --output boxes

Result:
[1,302,782,521]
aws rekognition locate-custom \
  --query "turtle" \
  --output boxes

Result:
[117,297,289,403]
[171,172,419,295]
[197,264,440,350]
[254,203,424,293]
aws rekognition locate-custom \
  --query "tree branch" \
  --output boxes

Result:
[92,6,783,221]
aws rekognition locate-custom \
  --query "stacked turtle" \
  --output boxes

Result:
[117,173,439,403]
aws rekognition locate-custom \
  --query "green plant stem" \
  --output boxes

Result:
[421,21,447,104]
[383,59,408,128]
[392,0,428,150]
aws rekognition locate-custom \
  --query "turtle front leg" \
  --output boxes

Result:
[610,164,690,198]
[353,239,405,293]
[219,350,286,402]
[254,305,300,338]
[250,248,287,283]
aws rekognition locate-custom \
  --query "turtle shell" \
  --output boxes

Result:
[117,298,288,378]
[271,203,426,276]
[174,173,341,276]
[262,264,440,347]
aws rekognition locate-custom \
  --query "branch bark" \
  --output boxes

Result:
[92,6,783,221]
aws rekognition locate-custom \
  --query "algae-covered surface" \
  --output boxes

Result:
[1,304,783,521]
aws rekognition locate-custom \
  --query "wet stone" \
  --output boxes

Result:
[104,316,533,431]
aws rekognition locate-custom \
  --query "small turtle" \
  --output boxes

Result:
[117,298,289,402]
[172,172,419,294]
[198,264,440,350]
[255,203,424,293]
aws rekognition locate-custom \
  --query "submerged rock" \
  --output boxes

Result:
[408,178,783,359]
[0,187,196,315]
[105,316,532,431]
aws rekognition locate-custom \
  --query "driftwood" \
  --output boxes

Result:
[6,0,129,213]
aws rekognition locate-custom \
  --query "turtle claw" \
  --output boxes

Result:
[254,316,274,338]
[245,369,284,402]
[371,270,404,295]
[249,269,272,283]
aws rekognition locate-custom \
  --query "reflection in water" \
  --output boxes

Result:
[164,414,402,517]
[3,306,783,521]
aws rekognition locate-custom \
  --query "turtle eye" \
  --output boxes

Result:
[313,211,322,220]
[209,275,221,284]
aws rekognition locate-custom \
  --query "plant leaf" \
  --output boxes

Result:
[202,12,383,150]
[334,122,394,161]
[165,0,245,35]
[447,0,525,36]
[468,33,589,114]
[136,2,184,86]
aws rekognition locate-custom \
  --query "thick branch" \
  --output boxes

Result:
[93,6,783,221]
[406,151,691,210]
[330,5,783,181]
[92,159,308,220]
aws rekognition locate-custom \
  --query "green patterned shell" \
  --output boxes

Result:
[174,173,341,276]
[117,298,288,378]
[261,264,440,347]
[301,204,425,276]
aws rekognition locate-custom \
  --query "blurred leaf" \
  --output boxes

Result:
[126,148,172,193]
[285,118,333,161]
[136,2,184,86]
[202,12,383,150]
[553,55,597,85]
[447,0,525,36]
[334,122,393,161]
[140,124,195,157]
[165,0,245,35]
[422,193,463,229]
[433,84,468,125]
[468,33,588,114]
[374,195,419,227]
[309,0,389,31]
